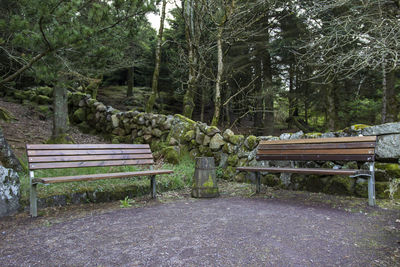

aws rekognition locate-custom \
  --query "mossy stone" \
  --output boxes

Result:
[229,134,244,145]
[37,105,50,114]
[376,163,400,177]
[342,161,358,169]
[227,154,239,166]
[72,108,86,123]
[199,145,212,157]
[223,166,236,180]
[324,175,355,196]
[77,122,92,134]
[261,174,281,187]
[351,124,370,131]
[222,143,236,154]
[34,95,52,105]
[162,146,180,164]
[205,126,220,136]
[184,130,195,142]
[36,86,53,97]
[244,135,258,150]
[304,132,322,138]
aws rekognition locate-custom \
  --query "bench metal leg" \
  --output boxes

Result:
[150,175,156,199]
[255,172,261,194]
[368,163,376,207]
[29,171,38,217]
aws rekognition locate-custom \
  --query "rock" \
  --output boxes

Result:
[0,167,20,217]
[189,149,200,159]
[222,143,237,154]
[169,137,179,146]
[136,115,145,125]
[166,114,196,144]
[244,135,258,150]
[151,128,163,138]
[227,154,239,166]
[34,95,52,105]
[199,145,212,157]
[203,135,211,146]
[72,108,86,123]
[96,103,106,112]
[198,122,207,133]
[289,131,304,139]
[162,146,180,164]
[321,132,336,138]
[217,152,228,168]
[209,133,225,151]
[324,175,355,196]
[376,134,400,159]
[279,133,291,140]
[195,128,205,145]
[261,174,281,187]
[362,122,400,136]
[342,161,358,169]
[143,134,152,143]
[223,129,234,140]
[222,166,236,180]
[205,126,221,136]
[184,130,195,142]
[229,134,244,145]
[36,86,53,97]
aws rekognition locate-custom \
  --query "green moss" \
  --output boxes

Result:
[305,132,322,138]
[229,134,244,145]
[184,130,195,142]
[205,126,220,136]
[227,154,239,166]
[202,175,214,187]
[37,105,50,114]
[46,134,75,144]
[175,113,196,125]
[34,95,52,105]
[36,86,53,97]
[198,145,212,157]
[261,174,281,187]
[223,166,236,180]
[245,135,258,150]
[162,146,180,164]
[324,175,355,196]
[351,124,370,130]
[72,108,86,123]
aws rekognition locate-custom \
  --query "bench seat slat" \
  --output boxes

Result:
[29,159,154,170]
[259,136,376,145]
[26,144,150,150]
[28,154,153,163]
[32,170,174,184]
[258,142,376,150]
[236,167,370,176]
[256,154,375,162]
[258,148,374,155]
[27,149,152,156]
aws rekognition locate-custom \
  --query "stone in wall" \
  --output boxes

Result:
[362,122,400,136]
[376,134,400,160]
[0,166,20,217]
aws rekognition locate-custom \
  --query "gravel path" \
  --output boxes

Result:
[1,197,399,266]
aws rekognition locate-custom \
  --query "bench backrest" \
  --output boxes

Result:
[256,136,376,162]
[26,144,154,170]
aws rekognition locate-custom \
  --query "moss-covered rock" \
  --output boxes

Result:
[351,124,370,131]
[229,134,244,145]
[199,145,212,157]
[162,146,180,164]
[227,154,239,166]
[304,132,322,138]
[209,133,225,151]
[223,129,234,141]
[72,108,86,123]
[34,95,52,105]
[35,86,53,97]
[37,105,50,114]
[77,122,93,134]
[223,166,236,180]
[205,126,221,136]
[222,143,237,154]
[376,163,400,177]
[324,175,355,196]
[244,135,258,150]
[342,161,358,169]
[234,172,246,183]
[261,174,281,187]
[184,130,195,142]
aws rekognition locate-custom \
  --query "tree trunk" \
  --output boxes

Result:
[385,69,397,122]
[0,126,23,172]
[127,66,134,97]
[182,0,196,118]
[211,27,224,126]
[49,78,72,143]
[263,50,274,136]
[288,63,295,129]
[146,0,167,113]
[326,83,336,131]
[200,86,205,122]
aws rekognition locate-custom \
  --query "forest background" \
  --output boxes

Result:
[1,0,400,140]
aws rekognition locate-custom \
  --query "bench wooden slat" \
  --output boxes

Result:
[256,154,375,161]
[32,170,174,184]
[26,144,150,150]
[28,154,153,163]
[29,159,154,170]
[257,148,375,155]
[236,167,370,176]
[259,136,376,145]
[27,149,152,156]
[258,142,376,150]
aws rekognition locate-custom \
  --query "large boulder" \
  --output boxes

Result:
[0,167,20,217]
[376,134,400,160]
[362,122,400,136]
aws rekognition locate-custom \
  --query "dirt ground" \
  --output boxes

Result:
[1,184,399,267]
[0,98,106,159]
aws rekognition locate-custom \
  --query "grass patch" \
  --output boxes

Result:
[19,152,195,205]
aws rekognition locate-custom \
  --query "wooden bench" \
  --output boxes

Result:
[237,136,377,206]
[26,144,173,217]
